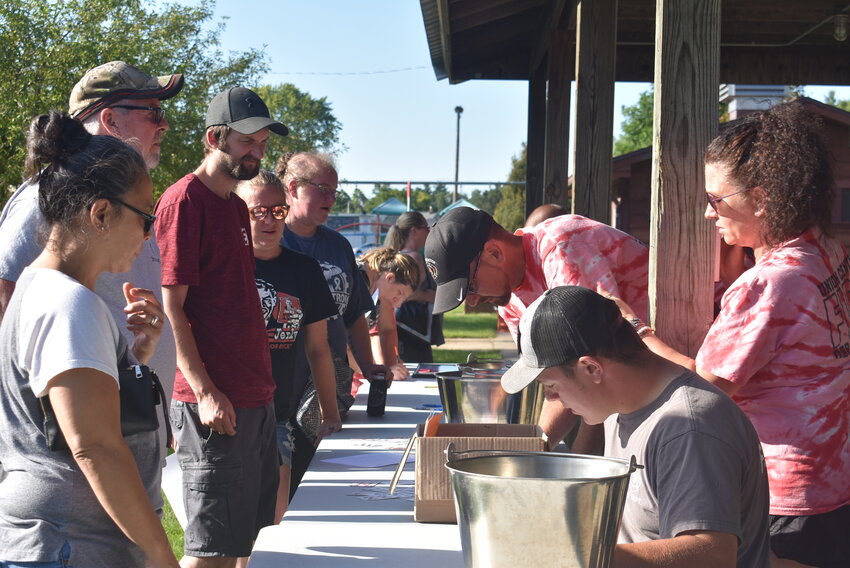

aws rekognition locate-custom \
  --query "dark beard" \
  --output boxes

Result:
[222,153,260,180]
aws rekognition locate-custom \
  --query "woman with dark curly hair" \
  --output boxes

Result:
[610,101,850,567]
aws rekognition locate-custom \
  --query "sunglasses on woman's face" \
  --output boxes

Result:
[249,204,289,221]
[111,198,156,235]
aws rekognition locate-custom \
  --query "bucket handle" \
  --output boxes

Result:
[445,442,645,474]
[444,442,541,463]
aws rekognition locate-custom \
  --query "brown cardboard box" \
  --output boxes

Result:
[412,423,547,523]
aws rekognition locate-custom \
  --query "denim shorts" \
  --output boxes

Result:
[276,420,296,467]
[0,542,71,567]
[170,400,279,558]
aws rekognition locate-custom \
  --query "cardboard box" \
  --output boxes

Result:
[410,423,547,523]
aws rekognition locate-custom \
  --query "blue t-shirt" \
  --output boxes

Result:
[282,225,374,361]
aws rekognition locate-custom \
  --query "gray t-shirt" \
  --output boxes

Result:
[0,269,161,566]
[0,179,176,451]
[604,371,770,567]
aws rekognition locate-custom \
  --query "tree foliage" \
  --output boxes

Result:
[492,143,527,230]
[334,183,452,215]
[256,83,344,170]
[824,90,850,112]
[613,89,654,156]
[0,0,270,205]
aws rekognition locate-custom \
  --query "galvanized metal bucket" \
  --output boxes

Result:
[445,446,641,568]
[436,369,544,424]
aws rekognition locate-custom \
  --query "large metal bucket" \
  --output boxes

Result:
[436,369,544,424]
[445,447,640,568]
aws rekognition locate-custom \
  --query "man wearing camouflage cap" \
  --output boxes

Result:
[0,61,184,495]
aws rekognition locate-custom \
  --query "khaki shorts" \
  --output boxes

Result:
[170,400,278,558]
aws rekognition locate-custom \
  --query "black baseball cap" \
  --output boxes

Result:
[501,286,622,394]
[424,207,494,314]
[205,86,288,136]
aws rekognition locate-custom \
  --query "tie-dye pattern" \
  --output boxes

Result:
[499,215,650,339]
[696,228,850,515]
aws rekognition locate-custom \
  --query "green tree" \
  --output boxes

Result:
[468,187,502,215]
[613,89,654,156]
[0,0,267,206]
[613,89,729,156]
[492,143,527,230]
[824,90,850,112]
[255,83,344,170]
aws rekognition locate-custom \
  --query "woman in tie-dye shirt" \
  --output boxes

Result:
[614,101,850,567]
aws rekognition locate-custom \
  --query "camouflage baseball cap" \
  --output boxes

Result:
[69,61,184,120]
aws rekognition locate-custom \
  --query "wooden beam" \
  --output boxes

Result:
[526,60,547,216]
[615,45,850,85]
[571,0,617,222]
[650,0,720,356]
[528,0,571,75]
[452,0,543,33]
[435,0,454,79]
[543,27,573,209]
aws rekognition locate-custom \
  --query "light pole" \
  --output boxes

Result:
[453,105,463,203]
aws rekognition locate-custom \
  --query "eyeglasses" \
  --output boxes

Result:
[706,187,751,211]
[249,204,289,221]
[467,252,483,295]
[109,105,166,125]
[298,179,338,198]
[111,198,156,235]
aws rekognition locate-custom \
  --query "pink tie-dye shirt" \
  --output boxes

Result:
[696,229,850,516]
[499,215,650,339]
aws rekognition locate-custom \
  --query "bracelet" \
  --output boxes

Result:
[635,325,655,338]
[628,317,655,338]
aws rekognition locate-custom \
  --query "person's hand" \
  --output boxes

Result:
[596,283,638,321]
[315,417,343,445]
[197,388,237,436]
[361,363,391,387]
[389,361,410,382]
[123,282,165,364]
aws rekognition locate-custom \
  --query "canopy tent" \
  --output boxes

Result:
[438,198,478,216]
[370,197,408,215]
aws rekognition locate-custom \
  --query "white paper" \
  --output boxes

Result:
[162,453,187,529]
[321,451,414,468]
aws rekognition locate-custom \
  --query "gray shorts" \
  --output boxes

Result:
[170,400,278,558]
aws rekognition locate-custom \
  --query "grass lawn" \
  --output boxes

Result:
[441,306,498,338]
[432,349,501,363]
[161,495,183,559]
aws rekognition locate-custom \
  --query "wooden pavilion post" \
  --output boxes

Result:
[571,0,617,222]
[525,61,547,217]
[542,27,572,210]
[650,0,720,356]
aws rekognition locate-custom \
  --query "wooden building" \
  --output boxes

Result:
[613,96,850,248]
[419,0,850,356]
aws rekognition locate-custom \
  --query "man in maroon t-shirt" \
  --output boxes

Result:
[155,87,288,567]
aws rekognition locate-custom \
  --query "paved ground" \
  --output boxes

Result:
[435,330,518,360]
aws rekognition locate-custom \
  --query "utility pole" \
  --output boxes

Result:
[453,105,463,202]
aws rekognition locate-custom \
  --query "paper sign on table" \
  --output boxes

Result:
[322,451,414,468]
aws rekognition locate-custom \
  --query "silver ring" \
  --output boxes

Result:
[150,315,160,327]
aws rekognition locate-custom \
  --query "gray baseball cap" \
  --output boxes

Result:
[501,286,622,394]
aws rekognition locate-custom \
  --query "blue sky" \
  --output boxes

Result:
[208,0,850,194]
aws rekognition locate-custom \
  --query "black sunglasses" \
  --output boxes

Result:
[249,205,289,221]
[109,105,166,125]
[111,198,156,234]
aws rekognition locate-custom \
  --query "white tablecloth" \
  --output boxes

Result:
[249,378,465,567]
